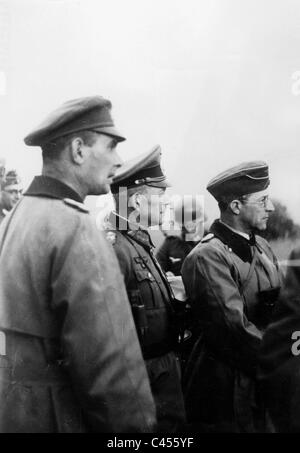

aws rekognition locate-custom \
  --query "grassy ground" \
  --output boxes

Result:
[268,237,300,277]
[151,230,300,268]
[270,237,300,262]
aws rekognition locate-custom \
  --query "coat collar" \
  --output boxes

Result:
[109,211,155,250]
[210,219,257,262]
[24,176,83,203]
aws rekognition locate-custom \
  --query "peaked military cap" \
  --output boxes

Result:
[111,145,170,193]
[24,96,126,146]
[207,161,270,201]
[2,169,22,190]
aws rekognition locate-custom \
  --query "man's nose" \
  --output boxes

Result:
[112,149,122,169]
[266,198,275,212]
[14,191,21,201]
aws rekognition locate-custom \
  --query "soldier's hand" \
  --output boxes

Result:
[166,271,175,278]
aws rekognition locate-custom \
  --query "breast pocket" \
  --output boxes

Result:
[134,268,163,309]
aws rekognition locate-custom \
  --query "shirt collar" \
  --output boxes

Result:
[219,220,250,241]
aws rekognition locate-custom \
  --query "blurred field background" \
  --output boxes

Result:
[150,197,300,276]
[270,237,299,261]
[270,237,300,277]
[151,230,300,278]
[152,232,300,259]
[94,193,300,274]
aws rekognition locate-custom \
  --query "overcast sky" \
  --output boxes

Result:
[1,0,300,223]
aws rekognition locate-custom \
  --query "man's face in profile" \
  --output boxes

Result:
[1,186,22,211]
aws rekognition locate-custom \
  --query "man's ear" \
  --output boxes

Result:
[229,199,242,215]
[69,137,86,165]
[128,192,141,210]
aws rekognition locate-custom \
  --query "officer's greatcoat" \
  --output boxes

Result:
[0,176,156,433]
[259,245,300,432]
[182,219,282,432]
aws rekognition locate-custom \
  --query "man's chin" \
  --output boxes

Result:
[90,184,110,196]
[256,223,267,231]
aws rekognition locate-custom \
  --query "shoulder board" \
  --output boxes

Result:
[63,198,89,213]
[255,235,272,253]
[105,230,117,245]
[201,233,215,243]
[255,235,268,246]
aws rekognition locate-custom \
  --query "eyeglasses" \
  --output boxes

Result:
[240,195,270,208]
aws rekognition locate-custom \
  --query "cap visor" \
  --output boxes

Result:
[93,126,126,142]
[147,179,171,189]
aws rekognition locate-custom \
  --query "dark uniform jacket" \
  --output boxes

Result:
[259,245,300,432]
[181,219,282,432]
[0,176,156,433]
[107,213,176,359]
[107,212,186,432]
[156,236,200,276]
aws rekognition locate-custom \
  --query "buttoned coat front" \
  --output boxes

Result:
[182,220,282,432]
[0,176,156,433]
[259,245,300,432]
